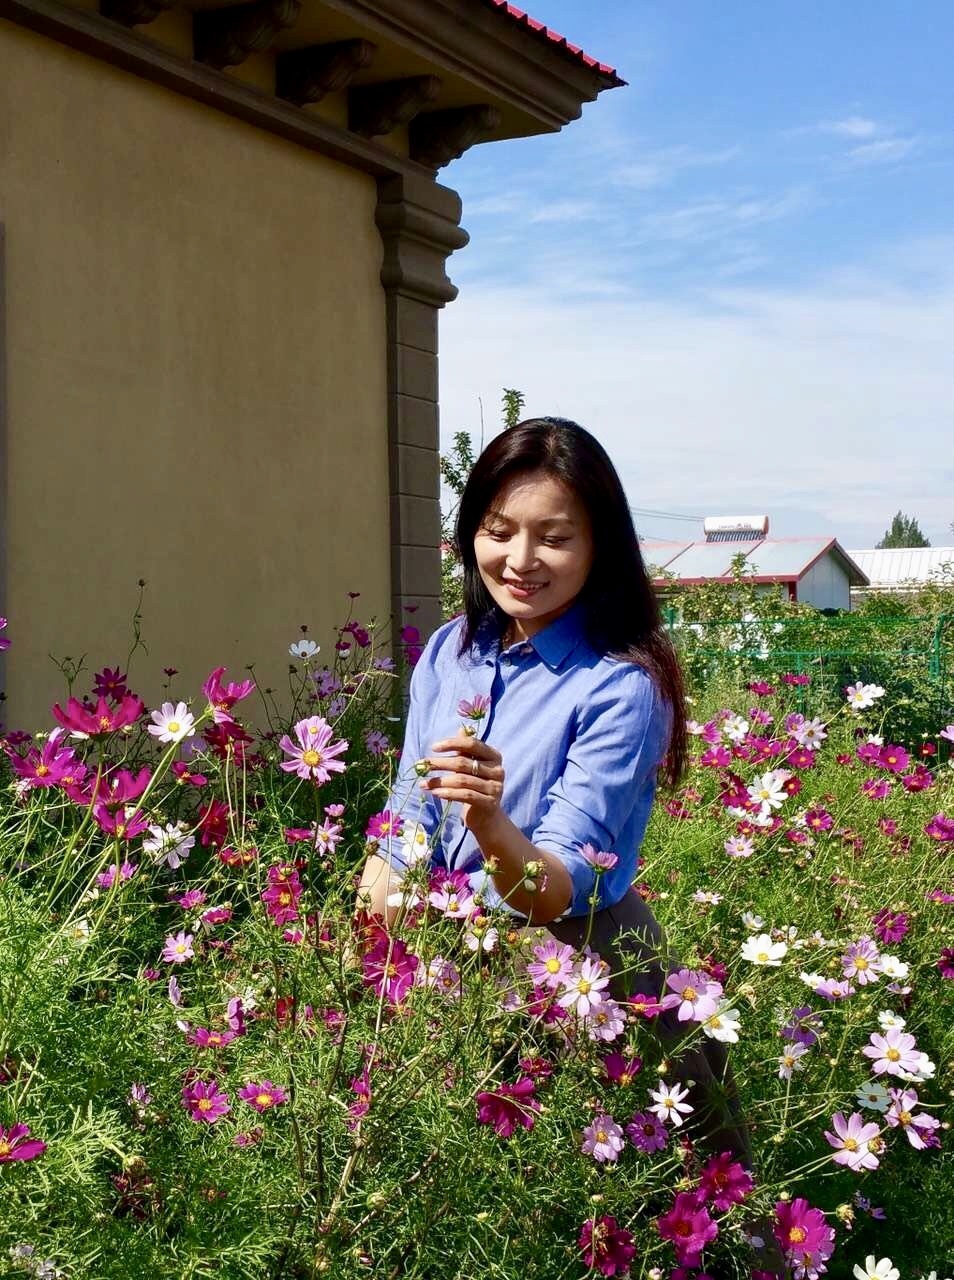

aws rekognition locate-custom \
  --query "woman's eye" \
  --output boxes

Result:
[542,537,569,547]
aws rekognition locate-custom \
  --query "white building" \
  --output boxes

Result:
[846,547,954,599]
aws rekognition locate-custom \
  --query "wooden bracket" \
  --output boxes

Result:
[276,38,376,106]
[349,75,441,138]
[410,104,501,169]
[194,0,301,70]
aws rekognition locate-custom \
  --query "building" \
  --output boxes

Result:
[0,0,621,725]
[642,517,869,612]
[846,548,954,601]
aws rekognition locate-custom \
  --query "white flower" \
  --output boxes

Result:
[400,822,430,866]
[741,911,765,930]
[147,701,196,744]
[693,890,722,905]
[463,923,498,953]
[845,681,886,711]
[701,1004,741,1044]
[649,1079,694,1126]
[741,933,787,966]
[855,1080,891,1113]
[800,970,826,988]
[879,954,909,980]
[289,639,320,659]
[725,835,755,858]
[853,1258,899,1280]
[747,770,789,815]
[143,821,195,869]
[686,719,706,736]
[778,1042,809,1079]
[866,733,885,746]
[722,714,749,743]
[877,1010,906,1032]
[897,1051,936,1084]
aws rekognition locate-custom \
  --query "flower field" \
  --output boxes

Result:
[0,609,952,1279]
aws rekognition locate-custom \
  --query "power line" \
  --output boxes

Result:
[629,506,704,523]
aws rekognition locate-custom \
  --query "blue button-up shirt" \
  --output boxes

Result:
[380,601,670,919]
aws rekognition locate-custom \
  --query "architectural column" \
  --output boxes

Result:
[376,173,468,649]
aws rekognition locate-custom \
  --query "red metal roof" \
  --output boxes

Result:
[481,1,625,85]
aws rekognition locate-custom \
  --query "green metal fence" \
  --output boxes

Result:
[663,611,954,738]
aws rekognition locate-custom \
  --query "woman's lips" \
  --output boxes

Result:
[503,581,546,599]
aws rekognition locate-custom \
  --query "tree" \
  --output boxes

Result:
[876,511,931,549]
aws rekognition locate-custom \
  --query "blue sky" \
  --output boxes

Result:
[439,1,954,548]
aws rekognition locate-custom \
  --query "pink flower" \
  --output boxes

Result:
[188,1027,237,1049]
[862,1028,923,1076]
[937,947,954,978]
[886,1086,942,1149]
[580,843,620,872]
[841,936,882,985]
[0,616,9,651]
[581,1113,626,1163]
[861,777,892,799]
[871,909,909,945]
[557,957,609,1017]
[5,738,79,790]
[924,813,954,842]
[602,1052,642,1086]
[804,807,833,831]
[475,1077,539,1138]
[96,860,137,890]
[780,672,810,686]
[578,1215,636,1277]
[661,968,722,1023]
[202,667,255,724]
[364,729,390,756]
[773,1198,835,1274]
[278,716,348,784]
[526,938,576,990]
[824,1111,881,1170]
[656,1190,718,1267]
[457,694,491,722]
[901,764,934,792]
[181,1079,231,1123]
[361,934,419,1004]
[162,931,195,964]
[261,864,303,927]
[0,1123,47,1162]
[427,869,476,919]
[172,760,207,787]
[238,1080,288,1112]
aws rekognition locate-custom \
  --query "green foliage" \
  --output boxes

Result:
[876,511,931,548]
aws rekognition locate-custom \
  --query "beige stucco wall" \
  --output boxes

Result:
[0,22,390,728]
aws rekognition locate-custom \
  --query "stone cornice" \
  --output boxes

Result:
[0,0,433,181]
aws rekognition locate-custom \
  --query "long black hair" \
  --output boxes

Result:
[454,417,686,787]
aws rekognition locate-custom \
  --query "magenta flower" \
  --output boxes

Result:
[362,934,419,1004]
[364,809,404,841]
[580,843,620,872]
[697,1151,754,1211]
[0,1123,47,1162]
[578,1215,636,1277]
[188,1027,237,1049]
[582,1113,626,1163]
[261,864,302,927]
[924,813,954,842]
[804,807,833,831]
[872,909,910,945]
[181,1079,231,1123]
[278,716,348,784]
[93,802,150,842]
[824,1111,881,1170]
[5,738,79,790]
[937,947,954,978]
[781,672,810,686]
[861,777,892,799]
[162,931,195,964]
[625,1110,668,1153]
[0,616,9,651]
[862,1028,923,1076]
[656,1190,718,1267]
[602,1052,642,1086]
[52,693,144,738]
[96,860,137,890]
[202,667,255,724]
[92,666,129,700]
[878,744,909,773]
[748,680,775,695]
[901,764,934,792]
[238,1080,288,1112]
[476,1076,540,1138]
[773,1198,835,1274]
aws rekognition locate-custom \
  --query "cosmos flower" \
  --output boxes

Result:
[181,1079,230,1124]
[278,716,348,784]
[862,1029,923,1077]
[238,1081,288,1112]
[648,1079,694,1127]
[581,1113,626,1163]
[741,933,788,966]
[0,1124,47,1162]
[475,1077,539,1138]
[824,1112,882,1170]
[147,701,196,744]
[577,1215,636,1277]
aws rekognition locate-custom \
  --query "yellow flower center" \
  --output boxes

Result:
[887,1047,901,1061]
[855,957,869,970]
[577,979,592,995]
[168,721,180,734]
[99,716,112,730]
[545,958,562,973]
[757,951,769,962]
[681,986,697,1001]
[898,1110,911,1125]
[256,1093,273,1109]
[595,1128,607,1143]
[302,749,322,768]
[197,1098,213,1112]
[36,764,50,777]
[0,1140,11,1157]
[842,1137,858,1151]
[788,1227,807,1244]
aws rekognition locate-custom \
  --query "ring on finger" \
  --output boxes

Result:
[471,759,480,777]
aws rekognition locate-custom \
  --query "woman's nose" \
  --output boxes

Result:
[506,534,538,573]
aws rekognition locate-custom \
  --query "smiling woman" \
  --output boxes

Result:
[355,420,786,1271]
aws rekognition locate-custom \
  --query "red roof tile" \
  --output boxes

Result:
[480,0,625,85]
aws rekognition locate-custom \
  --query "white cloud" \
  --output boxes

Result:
[847,136,918,165]
[440,239,954,547]
[822,116,880,139]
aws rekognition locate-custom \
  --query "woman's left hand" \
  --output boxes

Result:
[419,728,505,833]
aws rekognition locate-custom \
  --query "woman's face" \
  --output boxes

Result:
[473,470,595,640]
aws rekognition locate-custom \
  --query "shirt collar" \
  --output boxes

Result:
[469,600,588,671]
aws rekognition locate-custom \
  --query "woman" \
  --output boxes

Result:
[358,418,784,1272]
